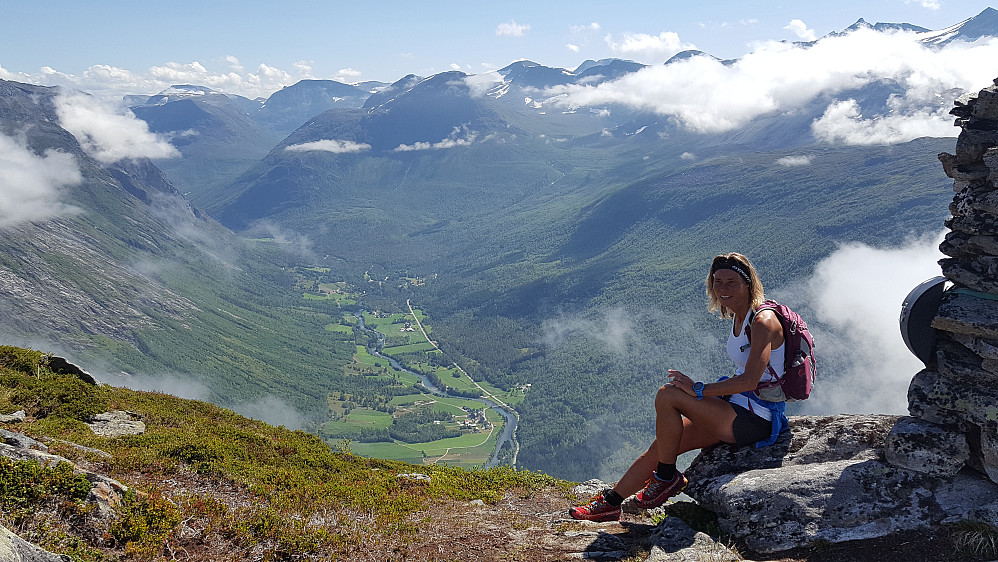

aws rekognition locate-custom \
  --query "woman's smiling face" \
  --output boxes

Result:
[712,268,749,312]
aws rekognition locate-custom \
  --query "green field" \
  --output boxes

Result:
[382,342,437,355]
[324,323,353,334]
[315,300,519,468]
[350,407,503,468]
[322,407,393,435]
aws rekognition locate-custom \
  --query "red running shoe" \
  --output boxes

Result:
[569,491,621,522]
[635,472,687,509]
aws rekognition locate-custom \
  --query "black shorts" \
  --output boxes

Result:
[729,402,772,446]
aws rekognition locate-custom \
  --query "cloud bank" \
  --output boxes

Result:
[0,56,304,102]
[0,132,82,227]
[812,99,956,144]
[394,126,478,152]
[284,139,372,153]
[55,92,179,163]
[791,232,946,415]
[545,28,998,142]
[604,31,697,63]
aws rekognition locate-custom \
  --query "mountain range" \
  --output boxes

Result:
[1,8,996,480]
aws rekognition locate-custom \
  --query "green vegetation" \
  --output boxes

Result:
[0,346,563,561]
[290,275,519,469]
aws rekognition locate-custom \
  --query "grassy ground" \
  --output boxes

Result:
[0,346,562,561]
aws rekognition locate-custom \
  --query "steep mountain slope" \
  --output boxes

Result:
[0,79,356,421]
[918,6,998,44]
[256,78,372,134]
[130,88,284,206]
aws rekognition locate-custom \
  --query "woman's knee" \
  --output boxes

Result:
[654,384,686,409]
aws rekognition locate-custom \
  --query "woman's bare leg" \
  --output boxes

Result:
[612,395,736,498]
[612,440,659,498]
[654,385,738,464]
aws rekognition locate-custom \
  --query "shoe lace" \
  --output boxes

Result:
[585,494,609,511]
[644,476,667,495]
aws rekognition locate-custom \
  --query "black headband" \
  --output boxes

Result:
[712,258,751,284]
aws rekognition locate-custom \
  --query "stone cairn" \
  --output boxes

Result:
[900,77,998,483]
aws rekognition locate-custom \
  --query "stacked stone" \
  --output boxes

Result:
[901,78,998,484]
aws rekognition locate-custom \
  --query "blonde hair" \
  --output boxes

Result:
[705,252,765,318]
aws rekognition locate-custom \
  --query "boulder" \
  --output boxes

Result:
[932,289,998,340]
[970,85,998,120]
[87,410,145,438]
[986,146,998,185]
[0,410,25,424]
[684,415,998,554]
[645,517,741,562]
[935,337,998,384]
[884,417,969,476]
[908,369,998,435]
[0,525,69,561]
[939,257,998,294]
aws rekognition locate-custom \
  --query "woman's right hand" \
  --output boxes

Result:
[666,370,694,396]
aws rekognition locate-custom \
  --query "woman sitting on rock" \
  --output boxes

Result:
[570,252,790,521]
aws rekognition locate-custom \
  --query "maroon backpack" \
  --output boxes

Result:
[746,300,816,401]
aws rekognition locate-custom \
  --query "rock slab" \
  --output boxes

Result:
[684,415,998,554]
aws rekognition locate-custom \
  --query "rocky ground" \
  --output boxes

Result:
[361,485,982,562]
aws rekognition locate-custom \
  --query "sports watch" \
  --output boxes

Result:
[693,381,705,400]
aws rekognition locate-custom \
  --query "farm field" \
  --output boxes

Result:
[305,274,520,468]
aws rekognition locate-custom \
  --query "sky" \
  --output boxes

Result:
[0,0,994,100]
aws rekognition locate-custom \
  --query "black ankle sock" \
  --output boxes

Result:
[655,462,677,481]
[602,489,624,507]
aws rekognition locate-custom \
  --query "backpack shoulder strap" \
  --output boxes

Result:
[745,300,779,342]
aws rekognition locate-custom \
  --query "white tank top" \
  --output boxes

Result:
[726,312,785,420]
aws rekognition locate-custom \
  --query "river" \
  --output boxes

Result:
[356,312,518,468]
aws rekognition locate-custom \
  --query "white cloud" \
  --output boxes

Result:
[542,307,635,354]
[906,0,941,9]
[680,152,696,160]
[253,63,291,83]
[284,139,372,153]
[55,92,179,163]
[496,20,530,37]
[567,43,580,52]
[812,98,956,145]
[229,395,306,430]
[0,132,82,227]
[5,55,315,102]
[794,232,946,415]
[394,126,477,151]
[776,154,814,166]
[336,67,362,78]
[464,71,504,97]
[604,31,697,63]
[545,28,998,138]
[225,55,244,72]
[784,19,817,41]
[571,22,601,33]
[293,60,315,78]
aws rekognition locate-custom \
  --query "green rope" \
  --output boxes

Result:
[951,287,998,301]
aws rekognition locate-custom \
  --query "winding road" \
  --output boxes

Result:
[406,299,521,466]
